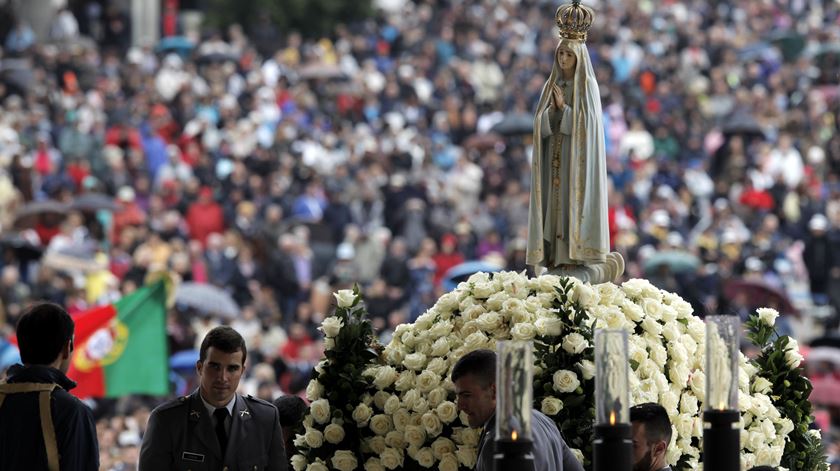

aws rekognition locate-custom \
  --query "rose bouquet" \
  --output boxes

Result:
[295,273,824,470]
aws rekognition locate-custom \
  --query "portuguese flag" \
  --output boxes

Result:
[68,280,169,398]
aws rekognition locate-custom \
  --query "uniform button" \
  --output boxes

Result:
[553,178,560,185]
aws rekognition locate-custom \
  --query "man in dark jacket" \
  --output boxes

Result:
[0,302,99,471]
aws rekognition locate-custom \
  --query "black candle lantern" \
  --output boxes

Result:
[493,341,535,471]
[593,329,632,471]
[703,315,740,471]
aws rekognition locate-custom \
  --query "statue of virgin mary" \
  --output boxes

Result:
[526,1,624,284]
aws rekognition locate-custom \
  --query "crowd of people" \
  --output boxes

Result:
[0,0,839,468]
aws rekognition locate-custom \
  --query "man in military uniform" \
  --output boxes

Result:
[139,326,287,470]
[0,302,99,471]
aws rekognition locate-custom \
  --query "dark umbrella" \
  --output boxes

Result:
[643,250,701,275]
[13,200,68,228]
[442,260,504,292]
[722,278,799,316]
[175,282,240,319]
[766,31,806,62]
[490,113,533,136]
[463,132,504,151]
[0,58,33,94]
[70,193,120,212]
[721,112,765,139]
[170,349,199,371]
[0,233,43,261]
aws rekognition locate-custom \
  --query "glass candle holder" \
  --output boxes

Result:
[594,329,629,426]
[495,341,533,442]
[705,315,739,411]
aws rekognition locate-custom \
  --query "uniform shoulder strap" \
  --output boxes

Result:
[0,382,61,471]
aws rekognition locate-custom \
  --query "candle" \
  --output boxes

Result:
[494,341,535,471]
[703,315,740,471]
[593,329,632,471]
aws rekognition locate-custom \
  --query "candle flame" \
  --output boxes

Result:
[511,430,518,441]
[609,410,616,425]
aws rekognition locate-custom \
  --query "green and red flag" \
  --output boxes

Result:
[68,280,170,398]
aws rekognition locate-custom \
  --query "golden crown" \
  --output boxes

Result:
[555,1,594,41]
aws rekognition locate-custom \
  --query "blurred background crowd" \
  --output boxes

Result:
[0,0,840,468]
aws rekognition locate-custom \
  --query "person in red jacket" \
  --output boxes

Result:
[185,186,225,246]
[432,233,464,288]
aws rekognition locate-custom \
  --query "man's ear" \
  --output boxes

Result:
[196,360,203,375]
[654,439,667,458]
[61,338,72,360]
[490,383,496,400]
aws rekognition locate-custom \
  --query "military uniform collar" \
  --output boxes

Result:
[6,364,76,391]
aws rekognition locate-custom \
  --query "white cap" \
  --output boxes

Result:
[810,214,829,231]
[651,210,670,227]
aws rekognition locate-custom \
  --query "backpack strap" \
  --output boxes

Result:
[0,382,61,471]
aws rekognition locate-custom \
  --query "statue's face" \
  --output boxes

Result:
[557,46,577,75]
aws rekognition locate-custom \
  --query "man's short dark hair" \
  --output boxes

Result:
[451,349,496,387]
[273,395,308,427]
[199,326,247,365]
[630,403,672,445]
[16,302,74,365]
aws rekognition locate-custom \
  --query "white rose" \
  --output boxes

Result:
[380,447,404,470]
[687,319,705,342]
[437,292,459,313]
[747,430,765,452]
[384,395,402,415]
[640,317,662,335]
[562,333,588,354]
[384,345,406,365]
[668,342,688,364]
[304,428,324,448]
[364,457,385,471]
[662,322,681,342]
[353,403,373,426]
[431,437,456,459]
[370,414,393,436]
[756,308,779,327]
[310,399,331,424]
[689,371,705,402]
[321,316,344,338]
[402,389,421,410]
[577,360,596,380]
[535,316,564,336]
[428,387,447,408]
[456,445,478,468]
[416,371,441,393]
[648,343,667,368]
[414,312,434,331]
[422,411,444,436]
[331,450,357,471]
[405,424,427,448]
[307,460,328,471]
[752,376,773,395]
[674,414,693,439]
[571,282,598,307]
[291,454,307,471]
[324,423,346,444]
[430,320,454,339]
[778,418,794,436]
[334,289,356,308]
[306,380,324,401]
[472,280,496,299]
[680,393,699,416]
[621,279,648,298]
[431,337,451,357]
[392,408,412,432]
[463,332,490,351]
[413,398,430,414]
[373,391,390,410]
[660,305,677,323]
[436,401,458,423]
[374,366,399,390]
[395,371,416,391]
[660,390,679,415]
[642,298,664,320]
[570,448,584,466]
[511,322,537,340]
[476,311,502,332]
[784,339,804,369]
[553,370,581,393]
[668,364,690,386]
[367,436,387,454]
[439,453,459,471]
[385,430,406,449]
[427,358,448,376]
[404,352,428,371]
[541,397,564,415]
[415,447,435,467]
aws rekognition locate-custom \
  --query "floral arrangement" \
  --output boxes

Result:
[295,272,825,470]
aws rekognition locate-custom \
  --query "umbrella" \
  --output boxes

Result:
[766,31,806,62]
[810,335,840,349]
[12,200,68,228]
[463,132,504,151]
[442,260,504,292]
[170,349,199,371]
[721,112,765,139]
[0,340,20,369]
[69,193,120,212]
[0,233,43,260]
[722,279,799,316]
[806,346,840,365]
[156,36,195,55]
[197,51,238,64]
[0,58,33,94]
[42,247,107,274]
[805,43,840,62]
[298,63,347,81]
[175,282,240,319]
[490,113,533,136]
[642,250,701,275]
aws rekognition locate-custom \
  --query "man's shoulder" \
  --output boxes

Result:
[241,395,278,416]
[150,395,191,417]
